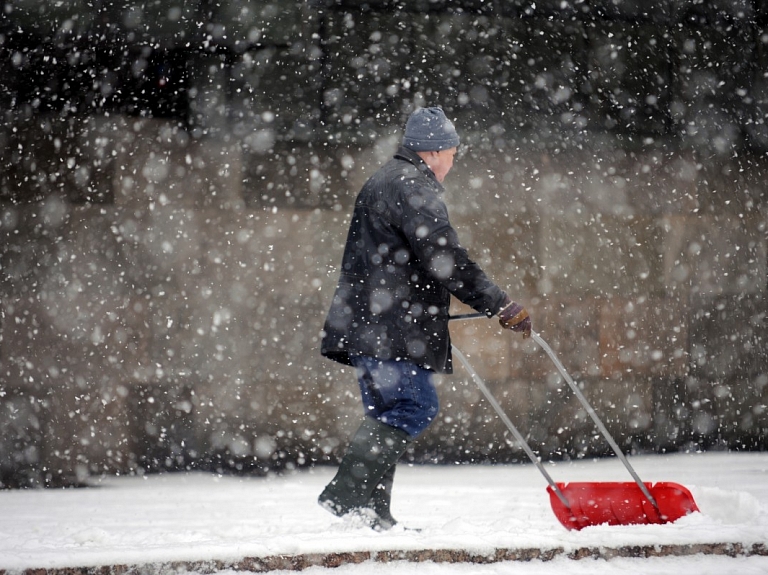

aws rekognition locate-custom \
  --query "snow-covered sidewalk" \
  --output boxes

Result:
[1,452,767,574]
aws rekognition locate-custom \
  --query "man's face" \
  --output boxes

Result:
[428,147,457,183]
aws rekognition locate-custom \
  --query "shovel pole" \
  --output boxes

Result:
[450,344,572,511]
[449,312,659,513]
[529,331,659,511]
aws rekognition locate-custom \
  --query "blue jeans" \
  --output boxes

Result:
[350,355,439,438]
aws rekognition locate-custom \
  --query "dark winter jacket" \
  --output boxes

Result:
[320,147,508,373]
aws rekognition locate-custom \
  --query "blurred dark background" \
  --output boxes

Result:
[1,0,766,488]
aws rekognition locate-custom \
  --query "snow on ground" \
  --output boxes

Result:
[1,452,767,574]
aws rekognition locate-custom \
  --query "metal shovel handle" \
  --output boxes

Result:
[450,343,571,510]
[449,312,659,512]
[529,331,659,511]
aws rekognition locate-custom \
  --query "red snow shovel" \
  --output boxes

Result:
[450,315,699,530]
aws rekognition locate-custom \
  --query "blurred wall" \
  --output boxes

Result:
[0,0,766,487]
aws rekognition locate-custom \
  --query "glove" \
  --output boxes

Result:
[498,299,532,339]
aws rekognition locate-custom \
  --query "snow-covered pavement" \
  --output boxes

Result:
[1,452,767,574]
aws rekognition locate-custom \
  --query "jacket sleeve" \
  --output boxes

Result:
[398,179,508,316]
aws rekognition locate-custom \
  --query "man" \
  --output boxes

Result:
[318,106,532,530]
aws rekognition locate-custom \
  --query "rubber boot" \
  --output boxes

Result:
[368,464,397,530]
[318,417,410,529]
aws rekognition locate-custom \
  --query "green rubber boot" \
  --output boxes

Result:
[318,417,410,530]
[368,464,398,530]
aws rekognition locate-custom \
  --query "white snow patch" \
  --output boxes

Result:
[0,452,767,574]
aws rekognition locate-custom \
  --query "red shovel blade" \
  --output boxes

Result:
[547,481,700,530]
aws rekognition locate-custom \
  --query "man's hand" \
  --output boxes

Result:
[498,300,532,339]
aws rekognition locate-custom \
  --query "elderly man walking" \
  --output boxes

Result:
[319,106,532,530]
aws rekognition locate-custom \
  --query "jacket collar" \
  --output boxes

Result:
[394,146,444,191]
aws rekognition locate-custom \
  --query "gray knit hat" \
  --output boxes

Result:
[402,107,461,151]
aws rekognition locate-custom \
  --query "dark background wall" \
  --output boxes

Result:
[0,0,766,487]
